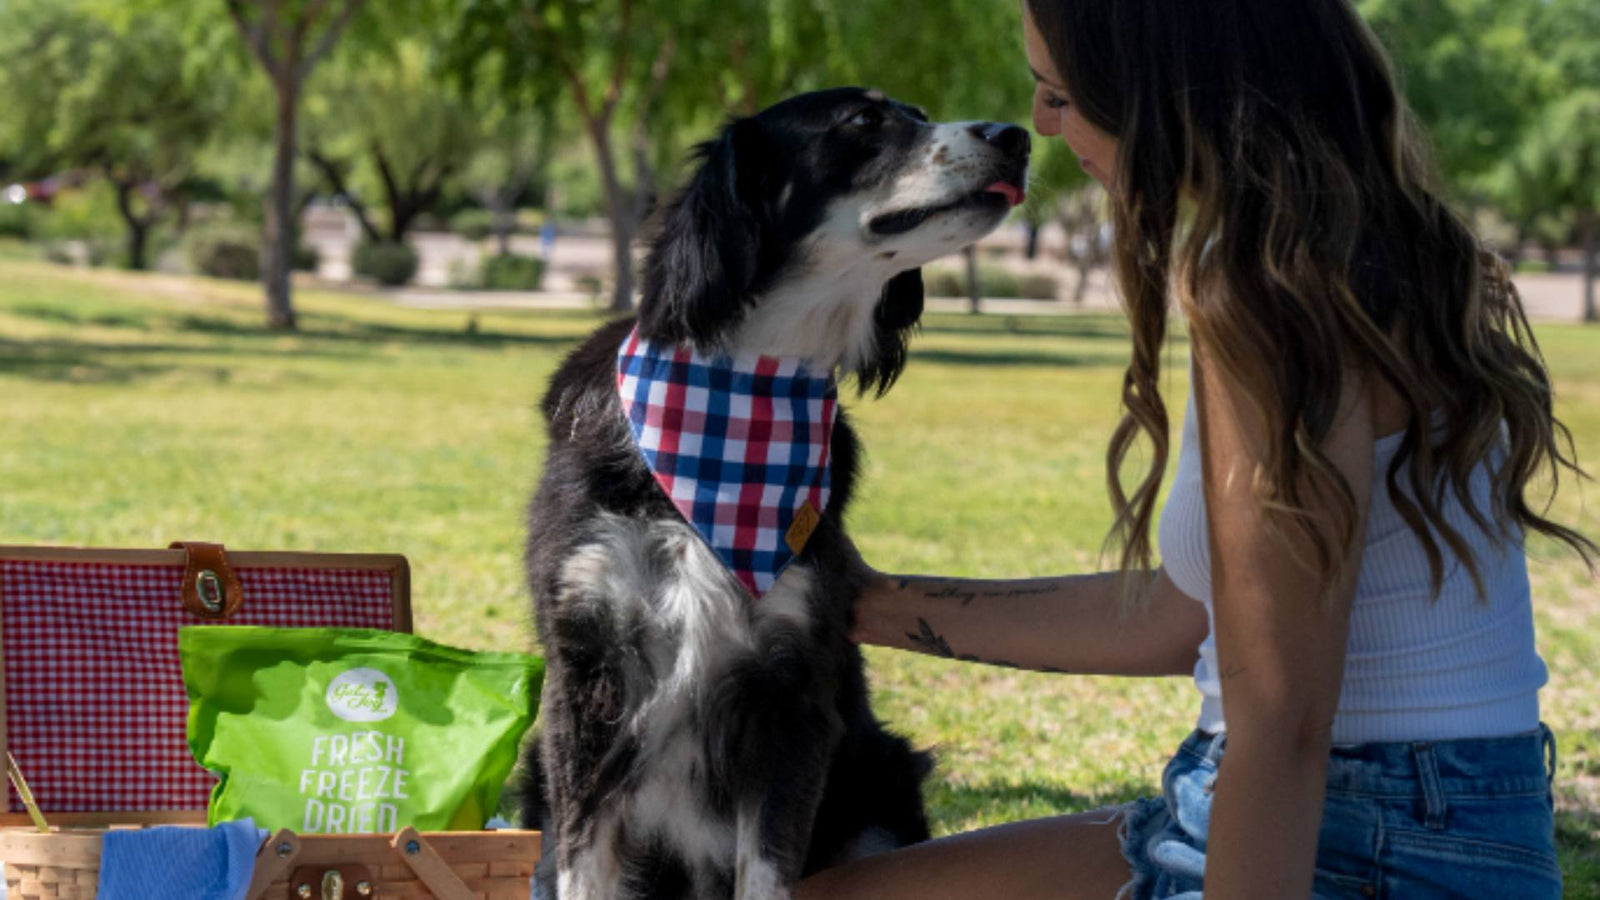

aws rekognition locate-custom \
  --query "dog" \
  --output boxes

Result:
[524,87,1030,900]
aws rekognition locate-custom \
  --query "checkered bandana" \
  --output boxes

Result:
[617,326,837,597]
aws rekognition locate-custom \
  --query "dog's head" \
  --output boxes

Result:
[638,87,1029,395]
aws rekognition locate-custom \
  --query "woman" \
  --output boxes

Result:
[798,1,1595,898]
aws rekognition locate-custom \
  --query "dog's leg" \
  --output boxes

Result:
[558,812,624,900]
[729,722,838,900]
[711,607,842,900]
[734,806,788,900]
[541,531,662,900]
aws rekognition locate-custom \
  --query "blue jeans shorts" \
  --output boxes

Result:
[1117,724,1561,899]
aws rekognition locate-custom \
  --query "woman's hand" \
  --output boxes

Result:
[849,564,900,646]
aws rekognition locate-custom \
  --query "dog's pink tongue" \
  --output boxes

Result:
[985,181,1026,207]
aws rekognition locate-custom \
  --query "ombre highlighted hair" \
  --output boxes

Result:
[1024,0,1595,599]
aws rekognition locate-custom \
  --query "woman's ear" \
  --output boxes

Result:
[638,118,770,346]
[856,267,924,396]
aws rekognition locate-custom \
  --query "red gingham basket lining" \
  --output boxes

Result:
[1,559,397,813]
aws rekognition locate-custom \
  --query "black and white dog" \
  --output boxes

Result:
[524,88,1029,900]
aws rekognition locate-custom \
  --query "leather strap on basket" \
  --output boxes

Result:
[170,540,245,619]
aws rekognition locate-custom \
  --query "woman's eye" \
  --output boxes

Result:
[1043,93,1070,110]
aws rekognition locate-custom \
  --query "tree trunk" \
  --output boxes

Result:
[111,180,151,271]
[1073,253,1094,304]
[1584,210,1597,324]
[587,118,635,313]
[492,194,514,257]
[308,150,381,244]
[265,75,299,330]
[1024,222,1040,260]
[964,245,981,315]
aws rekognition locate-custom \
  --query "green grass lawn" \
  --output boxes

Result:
[2,258,1596,895]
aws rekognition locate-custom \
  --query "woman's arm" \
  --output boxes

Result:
[1192,351,1373,900]
[852,566,1208,676]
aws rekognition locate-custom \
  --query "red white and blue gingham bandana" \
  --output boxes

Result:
[617,326,837,597]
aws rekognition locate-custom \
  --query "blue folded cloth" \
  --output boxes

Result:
[97,818,266,900]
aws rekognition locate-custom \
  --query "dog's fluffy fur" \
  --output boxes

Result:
[524,88,1030,900]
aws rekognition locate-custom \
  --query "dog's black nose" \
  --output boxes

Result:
[971,123,1031,157]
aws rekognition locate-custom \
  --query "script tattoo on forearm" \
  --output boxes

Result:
[904,617,1065,674]
[898,579,1059,607]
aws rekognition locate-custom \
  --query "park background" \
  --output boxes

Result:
[0,0,1597,895]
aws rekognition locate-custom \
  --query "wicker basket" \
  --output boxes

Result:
[0,825,540,900]
[0,543,540,899]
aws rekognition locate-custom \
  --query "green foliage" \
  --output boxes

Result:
[304,40,485,242]
[32,182,124,265]
[479,253,545,291]
[292,242,321,273]
[1358,0,1548,190]
[352,240,420,286]
[185,225,263,282]
[0,203,36,239]
[0,0,234,269]
[450,209,498,241]
[0,0,230,179]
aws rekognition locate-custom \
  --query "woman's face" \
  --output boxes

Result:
[1023,9,1119,186]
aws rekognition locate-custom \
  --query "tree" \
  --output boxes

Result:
[461,99,560,257]
[447,0,683,312]
[224,0,367,329]
[302,40,483,245]
[1019,140,1101,302]
[0,0,231,269]
[447,0,1043,312]
[1485,0,1600,321]
[1359,0,1548,197]
[1511,91,1600,322]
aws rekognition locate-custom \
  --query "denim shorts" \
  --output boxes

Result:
[1117,724,1561,899]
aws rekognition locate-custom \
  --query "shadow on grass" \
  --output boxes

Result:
[922,313,1189,345]
[0,306,605,384]
[4,303,148,330]
[174,312,599,351]
[927,777,1155,828]
[2,299,604,351]
[1557,807,1599,863]
[0,338,366,384]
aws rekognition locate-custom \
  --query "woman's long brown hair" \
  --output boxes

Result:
[1025,0,1595,601]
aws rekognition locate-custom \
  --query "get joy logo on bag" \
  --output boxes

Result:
[325,668,399,722]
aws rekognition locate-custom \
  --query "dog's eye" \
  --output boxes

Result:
[847,107,884,129]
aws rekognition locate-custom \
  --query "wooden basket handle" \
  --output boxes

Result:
[391,826,476,900]
[246,828,302,900]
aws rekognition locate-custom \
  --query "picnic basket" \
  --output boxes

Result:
[0,542,540,899]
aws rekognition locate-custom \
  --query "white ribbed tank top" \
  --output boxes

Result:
[1157,378,1546,743]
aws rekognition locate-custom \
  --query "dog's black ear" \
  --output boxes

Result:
[856,267,924,397]
[638,119,769,346]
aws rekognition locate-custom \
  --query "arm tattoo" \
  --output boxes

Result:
[916,582,1059,607]
[905,617,1065,674]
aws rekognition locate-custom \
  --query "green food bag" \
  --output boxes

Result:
[180,626,542,833]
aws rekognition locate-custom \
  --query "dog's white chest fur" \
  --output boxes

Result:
[556,512,814,899]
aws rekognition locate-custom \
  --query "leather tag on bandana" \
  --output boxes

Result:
[786,501,822,555]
